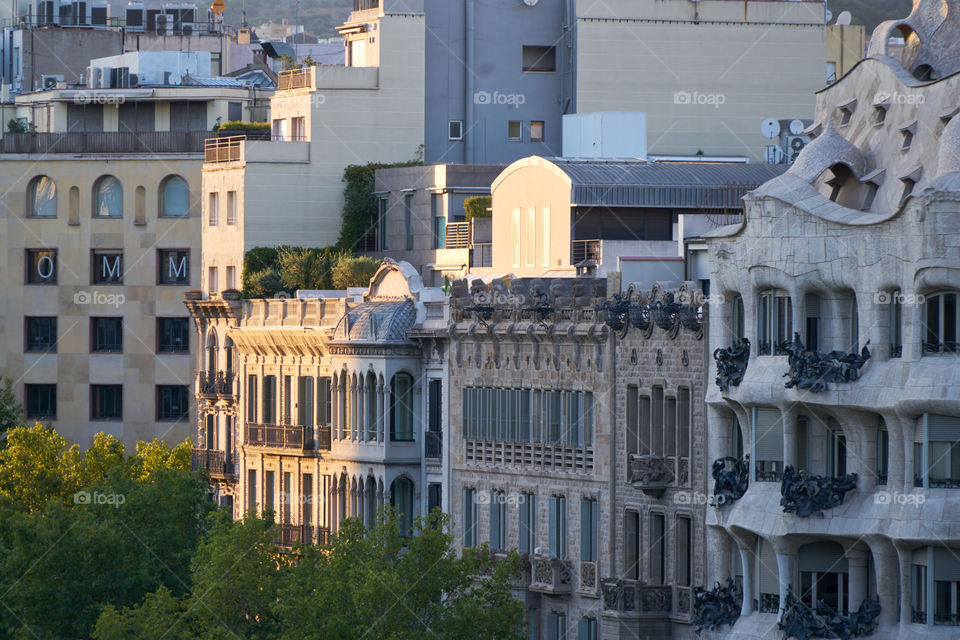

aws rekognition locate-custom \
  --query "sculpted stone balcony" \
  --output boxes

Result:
[629,454,674,497]
[197,370,236,398]
[601,580,687,619]
[528,555,573,595]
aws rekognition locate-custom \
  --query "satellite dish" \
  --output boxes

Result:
[761,118,781,139]
[824,9,833,23]
[169,74,181,85]
[789,119,805,135]
[836,11,852,26]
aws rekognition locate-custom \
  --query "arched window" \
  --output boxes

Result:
[390,477,414,537]
[160,175,190,217]
[206,332,217,372]
[923,292,959,354]
[93,175,122,218]
[27,176,57,217]
[390,373,414,441]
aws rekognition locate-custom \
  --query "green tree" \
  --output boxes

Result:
[464,196,492,221]
[0,376,25,437]
[337,160,423,251]
[331,255,382,289]
[277,246,344,292]
[0,424,79,512]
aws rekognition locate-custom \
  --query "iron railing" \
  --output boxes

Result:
[317,424,332,451]
[278,68,313,91]
[425,431,442,459]
[572,239,602,265]
[3,131,210,154]
[204,135,245,163]
[246,423,307,450]
[276,524,331,548]
[191,448,236,477]
[445,222,470,249]
[197,371,235,396]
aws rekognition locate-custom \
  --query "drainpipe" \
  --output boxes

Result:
[464,0,475,163]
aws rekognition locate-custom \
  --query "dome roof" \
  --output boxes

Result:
[332,299,416,343]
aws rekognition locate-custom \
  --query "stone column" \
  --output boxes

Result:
[870,541,899,628]
[902,294,923,362]
[845,546,870,610]
[378,381,385,442]
[357,381,365,441]
[739,544,755,616]
[775,546,798,621]
[782,407,799,470]
[895,543,914,626]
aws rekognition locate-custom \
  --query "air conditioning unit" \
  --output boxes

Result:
[155,13,173,35]
[41,74,64,89]
[86,66,101,88]
[181,23,194,35]
[787,136,807,163]
[128,73,139,87]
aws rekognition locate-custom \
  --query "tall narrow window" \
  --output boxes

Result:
[490,490,505,551]
[923,292,959,355]
[580,498,598,563]
[462,488,477,547]
[676,515,692,587]
[377,197,389,251]
[541,206,551,267]
[512,207,521,268]
[298,377,314,428]
[758,290,793,355]
[264,471,275,513]
[652,386,664,455]
[732,295,745,341]
[890,292,903,357]
[390,373,414,441]
[519,492,536,554]
[626,385,639,459]
[625,510,640,579]
[677,387,691,463]
[208,192,219,226]
[804,293,821,351]
[226,190,237,225]
[247,375,258,422]
[404,193,414,251]
[530,120,544,142]
[639,395,651,454]
[650,513,666,584]
[247,469,257,513]
[318,377,332,425]
[548,495,567,559]
[262,375,276,424]
[754,407,785,481]
[526,207,536,267]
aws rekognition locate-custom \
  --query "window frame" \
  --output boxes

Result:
[159,174,190,218]
[90,316,123,353]
[25,316,57,353]
[156,317,190,354]
[92,175,123,218]
[448,119,463,141]
[90,384,123,420]
[25,383,57,419]
[156,384,189,421]
[27,175,57,218]
[26,249,58,285]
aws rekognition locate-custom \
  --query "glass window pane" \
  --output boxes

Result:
[94,176,122,217]
[29,176,57,217]
[162,176,189,217]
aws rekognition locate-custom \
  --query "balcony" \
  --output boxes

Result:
[245,422,332,453]
[629,454,674,497]
[528,555,572,595]
[278,67,314,91]
[2,131,210,154]
[276,524,331,549]
[780,466,857,517]
[204,135,244,163]
[191,448,236,478]
[601,580,686,618]
[572,239,602,266]
[197,370,236,397]
[425,431,442,459]
[445,222,470,249]
[316,424,332,451]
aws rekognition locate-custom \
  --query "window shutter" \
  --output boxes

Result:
[798,541,847,574]
[754,408,784,461]
[580,499,590,562]
[519,497,530,554]
[591,500,599,562]
[758,538,779,595]
[928,414,960,441]
[549,497,558,558]
[577,618,588,640]
[933,548,960,581]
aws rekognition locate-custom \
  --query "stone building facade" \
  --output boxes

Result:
[447,275,709,640]
[703,1,960,639]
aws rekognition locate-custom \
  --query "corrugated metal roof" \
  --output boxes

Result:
[550,160,788,209]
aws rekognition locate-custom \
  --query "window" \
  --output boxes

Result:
[118,101,155,132]
[448,120,463,140]
[226,266,236,290]
[265,470,275,511]
[390,373,414,441]
[228,101,242,122]
[577,617,597,640]
[157,385,189,421]
[208,266,218,294]
[873,105,887,126]
[541,206,551,267]
[157,318,189,353]
[839,106,853,127]
[511,208,521,267]
[93,176,122,217]
[804,293,821,351]
[26,249,57,284]
[208,192,219,226]
[247,375,258,422]
[547,612,566,640]
[160,175,189,217]
[391,477,415,537]
[753,407,784,481]
[922,415,960,488]
[318,377,332,425]
[91,384,122,420]
[676,515,692,586]
[923,292,959,354]
[92,250,123,284]
[157,249,189,285]
[26,384,56,419]
[272,118,286,140]
[490,490,506,550]
[262,375,277,423]
[650,513,666,584]
[902,129,914,150]
[27,176,57,218]
[404,193,414,251]
[226,191,237,225]
[580,498,598,562]
[519,492,536,554]
[25,317,57,353]
[67,103,103,132]
[377,197,389,251]
[526,207,536,267]
[431,193,445,250]
[900,177,916,207]
[522,45,556,72]
[912,561,927,623]
[508,120,522,141]
[462,488,477,547]
[169,101,207,131]
[91,317,123,353]
[625,510,640,579]
[757,290,793,355]
[298,376,314,428]
[548,495,567,559]
[877,418,889,485]
[889,291,903,357]
[291,116,306,141]
[530,121,544,142]
[862,181,879,211]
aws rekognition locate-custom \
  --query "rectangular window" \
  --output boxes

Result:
[449,120,463,140]
[262,375,277,424]
[157,249,190,285]
[546,391,562,444]
[377,197,389,251]
[512,207,521,267]
[247,469,257,513]
[580,498,598,562]
[522,45,556,72]
[169,101,207,131]
[264,470,275,511]
[650,513,666,584]
[404,193,414,251]
[291,116,306,141]
[890,293,903,357]
[428,483,442,514]
[547,612,565,640]
[652,386,664,455]
[157,318,189,353]
[91,250,123,285]
[877,420,889,485]
[208,266,218,294]
[463,488,477,547]
[541,206,551,267]
[676,515,692,587]
[25,317,57,353]
[208,192,219,226]
[298,376,315,428]
[226,266,236,290]
[548,495,567,559]
[758,290,793,355]
[91,317,123,353]
[247,375,258,422]
[91,384,122,420]
[318,377,332,425]
[157,385,189,421]
[625,510,640,579]
[678,387,691,461]
[639,395,652,454]
[26,249,58,284]
[283,375,293,423]
[531,120,544,142]
[26,384,56,419]
[490,490,506,551]
[577,618,597,640]
[526,206,536,267]
[508,120,522,141]
[431,193,445,250]
[271,118,286,141]
[226,191,237,225]
[519,492,536,554]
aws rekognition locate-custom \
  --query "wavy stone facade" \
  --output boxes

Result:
[704,2,960,638]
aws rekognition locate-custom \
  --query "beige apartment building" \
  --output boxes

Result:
[0,80,266,448]
[575,0,827,162]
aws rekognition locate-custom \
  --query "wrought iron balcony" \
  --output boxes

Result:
[275,524,331,549]
[425,431,443,459]
[197,370,236,397]
[714,338,750,391]
[316,424,332,451]
[692,579,741,633]
[529,555,572,595]
[246,423,309,451]
[572,239,602,266]
[191,448,236,478]
[629,454,674,497]
[780,466,857,517]
[781,333,872,393]
[758,593,780,614]
[779,589,880,640]
[600,579,683,617]
[2,131,210,154]
[712,456,749,506]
